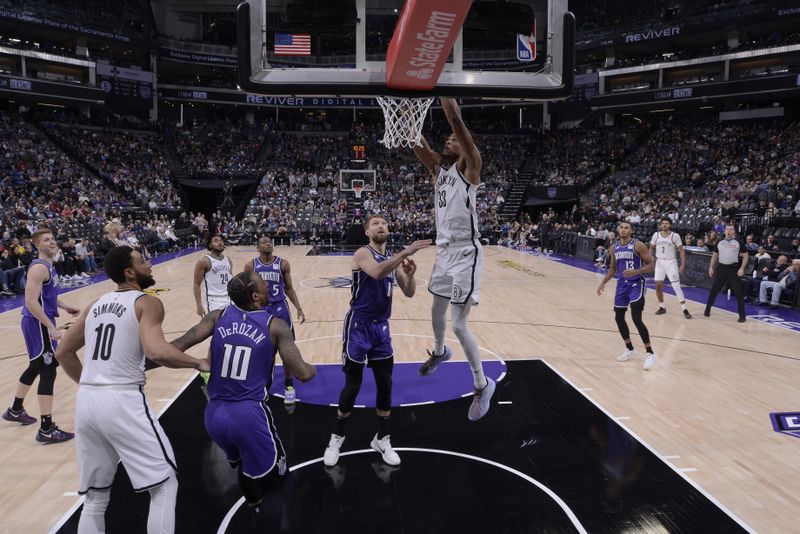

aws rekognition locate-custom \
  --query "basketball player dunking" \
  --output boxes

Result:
[55,246,210,533]
[244,236,306,407]
[597,222,658,370]
[322,216,429,468]
[412,97,495,421]
[172,271,316,531]
[194,234,233,317]
[650,217,692,318]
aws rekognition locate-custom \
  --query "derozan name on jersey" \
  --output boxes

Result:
[409,11,458,70]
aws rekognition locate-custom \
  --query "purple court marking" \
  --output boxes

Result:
[270,360,506,408]
[770,412,800,439]
[501,245,800,328]
[0,247,203,314]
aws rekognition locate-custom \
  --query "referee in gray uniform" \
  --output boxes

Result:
[704,224,749,322]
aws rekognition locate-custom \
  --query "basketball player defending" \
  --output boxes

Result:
[413,97,495,421]
[172,271,316,530]
[650,217,692,318]
[194,234,233,317]
[323,215,430,467]
[55,246,210,534]
[2,229,78,443]
[597,222,658,370]
[244,236,307,407]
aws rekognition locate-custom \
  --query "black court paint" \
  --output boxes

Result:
[55,361,747,533]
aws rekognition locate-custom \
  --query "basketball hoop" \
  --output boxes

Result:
[353,184,363,199]
[377,96,434,149]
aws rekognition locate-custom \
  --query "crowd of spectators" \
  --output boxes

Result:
[41,122,181,210]
[529,126,638,187]
[171,118,270,176]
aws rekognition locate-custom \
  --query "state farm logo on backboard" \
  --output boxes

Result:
[405,11,458,81]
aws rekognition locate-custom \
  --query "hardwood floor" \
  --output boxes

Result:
[0,245,796,533]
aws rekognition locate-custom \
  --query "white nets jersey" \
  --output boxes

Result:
[435,164,480,246]
[204,255,232,299]
[82,290,146,386]
[650,231,683,262]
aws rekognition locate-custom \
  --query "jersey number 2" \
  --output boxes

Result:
[92,323,116,361]
[221,344,252,380]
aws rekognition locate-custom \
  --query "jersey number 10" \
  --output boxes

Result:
[92,323,116,361]
[220,344,252,380]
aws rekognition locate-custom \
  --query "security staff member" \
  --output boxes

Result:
[704,224,749,322]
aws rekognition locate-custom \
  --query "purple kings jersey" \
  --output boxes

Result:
[350,245,393,321]
[22,259,58,319]
[614,239,643,283]
[254,256,286,303]
[208,305,276,402]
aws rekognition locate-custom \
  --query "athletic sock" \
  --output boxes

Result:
[377,415,390,439]
[645,347,654,354]
[334,415,348,437]
[659,303,666,309]
[285,377,294,389]
[625,342,634,351]
[11,397,24,412]
[41,414,53,430]
[681,302,688,311]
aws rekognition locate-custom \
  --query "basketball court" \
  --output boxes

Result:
[1,1,799,533]
[0,244,797,533]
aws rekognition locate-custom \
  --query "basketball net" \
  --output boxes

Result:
[377,96,434,149]
[353,185,363,199]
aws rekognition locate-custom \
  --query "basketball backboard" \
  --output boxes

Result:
[237,0,574,100]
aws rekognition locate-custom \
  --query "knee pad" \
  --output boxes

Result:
[19,359,43,386]
[83,488,111,516]
[37,361,57,396]
[338,359,364,413]
[614,308,630,338]
[630,305,650,343]
[371,358,393,412]
[238,467,264,506]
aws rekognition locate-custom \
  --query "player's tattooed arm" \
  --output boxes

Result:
[171,309,223,351]
[271,318,316,382]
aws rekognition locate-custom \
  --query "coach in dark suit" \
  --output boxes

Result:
[704,224,749,322]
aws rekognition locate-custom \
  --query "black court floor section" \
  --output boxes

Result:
[56,360,747,533]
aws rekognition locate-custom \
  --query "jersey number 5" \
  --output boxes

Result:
[220,344,252,380]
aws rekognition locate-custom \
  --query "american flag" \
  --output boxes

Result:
[274,33,311,56]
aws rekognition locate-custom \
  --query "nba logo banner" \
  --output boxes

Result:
[770,412,800,439]
[516,24,536,62]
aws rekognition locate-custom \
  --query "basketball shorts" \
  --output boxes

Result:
[428,240,483,305]
[266,300,293,335]
[342,311,393,365]
[207,295,230,312]
[654,260,680,283]
[22,316,58,364]
[76,385,176,494]
[614,279,646,309]
[204,399,288,479]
